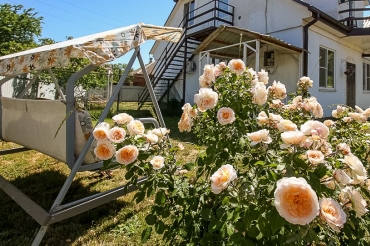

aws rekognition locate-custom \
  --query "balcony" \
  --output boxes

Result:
[338,0,370,29]
[182,0,234,40]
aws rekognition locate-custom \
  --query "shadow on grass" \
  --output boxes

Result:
[0,169,133,246]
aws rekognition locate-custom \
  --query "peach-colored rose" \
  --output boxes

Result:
[202,64,215,84]
[300,120,329,138]
[112,113,134,125]
[258,69,269,84]
[228,59,245,75]
[257,111,269,126]
[312,102,324,118]
[269,99,284,109]
[148,128,170,138]
[116,145,139,165]
[252,82,268,106]
[341,154,367,182]
[348,112,367,123]
[362,107,370,117]
[150,155,165,170]
[194,88,218,112]
[247,129,272,146]
[319,198,347,232]
[333,169,353,185]
[342,117,352,123]
[217,107,236,125]
[341,187,368,217]
[274,177,319,225]
[337,143,351,155]
[199,75,211,88]
[268,80,286,100]
[182,103,197,118]
[280,131,304,148]
[127,120,145,136]
[210,164,237,194]
[107,126,126,143]
[306,150,325,165]
[93,122,110,141]
[143,133,159,144]
[298,76,313,89]
[323,120,335,127]
[178,112,193,132]
[94,140,115,160]
[355,105,364,113]
[277,120,298,132]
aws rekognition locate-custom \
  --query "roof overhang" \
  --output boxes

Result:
[193,25,304,60]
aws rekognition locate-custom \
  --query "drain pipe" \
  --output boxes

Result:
[303,12,320,76]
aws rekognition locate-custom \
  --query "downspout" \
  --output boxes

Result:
[303,12,320,76]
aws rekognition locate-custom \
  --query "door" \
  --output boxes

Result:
[346,62,356,108]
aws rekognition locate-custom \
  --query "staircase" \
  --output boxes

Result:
[137,0,234,109]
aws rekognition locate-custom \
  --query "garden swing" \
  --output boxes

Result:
[0,23,182,245]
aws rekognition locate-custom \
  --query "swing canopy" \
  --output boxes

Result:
[0,23,182,76]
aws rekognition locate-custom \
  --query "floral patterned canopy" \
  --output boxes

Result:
[0,23,182,76]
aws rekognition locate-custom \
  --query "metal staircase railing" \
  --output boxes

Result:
[137,0,234,109]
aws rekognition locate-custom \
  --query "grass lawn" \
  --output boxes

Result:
[0,102,199,246]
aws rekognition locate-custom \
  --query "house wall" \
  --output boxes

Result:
[306,24,367,116]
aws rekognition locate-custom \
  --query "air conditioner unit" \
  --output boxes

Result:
[186,61,196,73]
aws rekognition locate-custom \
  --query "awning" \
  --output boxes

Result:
[0,23,182,76]
[193,25,304,58]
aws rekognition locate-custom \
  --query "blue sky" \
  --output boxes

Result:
[2,0,176,69]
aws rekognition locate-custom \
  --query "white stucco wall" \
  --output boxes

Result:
[306,24,367,116]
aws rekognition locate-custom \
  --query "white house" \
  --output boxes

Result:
[145,0,370,117]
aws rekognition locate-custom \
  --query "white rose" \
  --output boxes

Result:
[341,154,367,181]
[257,111,269,126]
[274,177,319,225]
[281,131,305,148]
[300,120,329,139]
[268,80,286,100]
[333,169,353,185]
[112,113,134,125]
[202,64,215,85]
[247,129,272,146]
[277,120,298,132]
[337,143,351,155]
[319,198,347,232]
[210,164,237,194]
[150,155,165,170]
[341,187,368,217]
[348,112,367,123]
[217,107,236,125]
[252,82,268,106]
[194,88,218,112]
[127,120,145,136]
[258,69,269,84]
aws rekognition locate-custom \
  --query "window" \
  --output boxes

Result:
[184,1,195,26]
[217,0,229,20]
[319,47,335,88]
[363,63,370,91]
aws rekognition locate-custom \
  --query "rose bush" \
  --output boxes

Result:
[93,59,370,245]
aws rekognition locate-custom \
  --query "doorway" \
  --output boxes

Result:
[346,62,356,108]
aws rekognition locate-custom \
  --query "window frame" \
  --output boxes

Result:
[319,46,335,89]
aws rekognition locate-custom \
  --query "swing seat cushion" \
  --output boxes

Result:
[1,97,97,164]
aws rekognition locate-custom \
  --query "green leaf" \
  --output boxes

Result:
[134,191,146,203]
[201,208,214,221]
[247,224,260,238]
[270,208,285,234]
[141,227,152,243]
[155,191,166,205]
[145,214,157,225]
[155,220,166,234]
[314,164,327,178]
[254,160,266,166]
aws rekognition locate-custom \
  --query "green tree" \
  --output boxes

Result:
[0,4,43,56]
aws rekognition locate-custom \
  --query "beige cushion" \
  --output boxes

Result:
[1,97,97,164]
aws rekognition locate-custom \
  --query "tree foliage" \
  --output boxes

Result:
[0,4,43,56]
